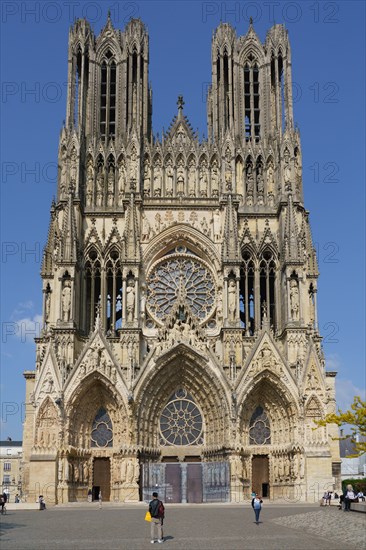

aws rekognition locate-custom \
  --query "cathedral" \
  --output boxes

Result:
[22,16,341,504]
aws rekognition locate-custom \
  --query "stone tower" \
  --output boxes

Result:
[22,17,340,504]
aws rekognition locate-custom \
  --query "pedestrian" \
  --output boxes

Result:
[15,494,20,503]
[251,493,263,524]
[38,495,46,510]
[98,490,102,509]
[344,484,355,512]
[87,488,92,503]
[149,491,165,544]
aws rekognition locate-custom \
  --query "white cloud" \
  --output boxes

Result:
[335,378,366,411]
[325,353,342,372]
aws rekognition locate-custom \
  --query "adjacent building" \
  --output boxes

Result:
[0,440,22,501]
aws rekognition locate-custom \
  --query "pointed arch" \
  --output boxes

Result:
[35,397,60,448]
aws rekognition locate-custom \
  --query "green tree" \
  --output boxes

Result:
[315,396,366,456]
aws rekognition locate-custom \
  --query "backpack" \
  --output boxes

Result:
[158,501,165,518]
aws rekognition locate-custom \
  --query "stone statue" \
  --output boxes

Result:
[141,213,151,241]
[155,212,162,234]
[211,159,219,197]
[121,458,127,483]
[228,279,236,321]
[188,159,196,197]
[86,160,94,206]
[246,161,254,194]
[61,280,71,321]
[129,148,138,191]
[199,164,208,197]
[143,158,151,196]
[290,279,299,321]
[266,160,275,195]
[59,148,67,196]
[256,163,264,193]
[45,290,51,321]
[96,166,104,206]
[176,160,185,195]
[107,166,114,206]
[153,161,162,197]
[165,159,174,196]
[200,216,209,235]
[213,209,221,242]
[118,160,126,198]
[284,149,292,190]
[126,459,134,484]
[295,152,302,191]
[126,280,135,323]
[70,148,77,184]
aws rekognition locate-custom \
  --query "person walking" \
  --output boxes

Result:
[251,493,263,524]
[344,484,355,511]
[98,490,102,509]
[149,491,165,544]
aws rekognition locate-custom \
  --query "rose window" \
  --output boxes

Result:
[146,251,215,323]
[91,408,113,448]
[160,389,204,446]
[249,406,271,445]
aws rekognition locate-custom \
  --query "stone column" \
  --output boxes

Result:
[181,463,187,504]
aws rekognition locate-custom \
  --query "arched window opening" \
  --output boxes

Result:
[74,48,82,128]
[85,248,101,332]
[259,250,276,329]
[91,408,113,448]
[240,250,255,335]
[160,389,204,446]
[100,51,116,139]
[278,54,285,131]
[106,249,122,334]
[223,50,230,129]
[249,406,271,445]
[244,58,260,141]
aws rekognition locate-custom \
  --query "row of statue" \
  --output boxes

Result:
[59,146,302,204]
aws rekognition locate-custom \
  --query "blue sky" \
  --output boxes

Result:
[1,1,365,439]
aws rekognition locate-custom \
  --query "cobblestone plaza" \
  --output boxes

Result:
[1,504,365,549]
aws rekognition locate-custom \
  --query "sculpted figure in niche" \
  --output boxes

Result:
[118,160,126,200]
[153,160,162,197]
[86,160,94,206]
[121,458,127,483]
[126,280,135,323]
[290,278,300,321]
[212,209,221,242]
[129,148,138,191]
[176,159,185,195]
[154,212,162,234]
[266,161,274,193]
[188,159,196,197]
[107,166,114,206]
[70,148,77,184]
[141,213,151,241]
[228,279,237,322]
[200,216,209,235]
[165,159,174,196]
[96,166,104,206]
[256,162,264,194]
[59,148,67,197]
[61,280,72,321]
[211,158,219,197]
[45,290,51,321]
[199,162,208,197]
[284,148,292,190]
[246,161,254,194]
[143,158,151,197]
[126,459,135,483]
[294,151,302,192]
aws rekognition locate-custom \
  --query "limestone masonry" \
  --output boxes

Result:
[22,15,341,504]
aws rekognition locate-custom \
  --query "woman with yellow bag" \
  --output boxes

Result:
[146,491,165,543]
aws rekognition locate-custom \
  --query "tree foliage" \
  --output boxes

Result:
[315,396,366,456]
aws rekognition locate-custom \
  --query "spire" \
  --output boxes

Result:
[61,186,78,263]
[283,193,300,263]
[222,196,239,262]
[124,194,141,262]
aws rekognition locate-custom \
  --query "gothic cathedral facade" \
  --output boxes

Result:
[22,16,341,504]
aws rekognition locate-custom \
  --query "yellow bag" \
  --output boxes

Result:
[145,511,152,522]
